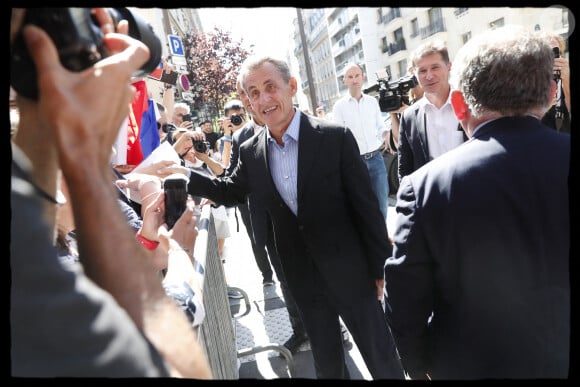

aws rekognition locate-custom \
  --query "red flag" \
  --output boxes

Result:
[125,80,149,165]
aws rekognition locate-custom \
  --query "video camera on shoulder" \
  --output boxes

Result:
[11,8,162,100]
[364,68,418,113]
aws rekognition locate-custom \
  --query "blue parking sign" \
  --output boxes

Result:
[168,35,184,56]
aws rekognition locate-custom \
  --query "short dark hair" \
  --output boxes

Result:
[224,99,245,116]
[200,119,211,125]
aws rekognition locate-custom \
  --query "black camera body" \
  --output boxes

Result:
[364,73,419,112]
[182,113,193,122]
[163,173,189,229]
[230,114,244,126]
[11,8,161,100]
[193,140,210,153]
[161,123,177,134]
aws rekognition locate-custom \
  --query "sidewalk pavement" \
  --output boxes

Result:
[220,196,397,379]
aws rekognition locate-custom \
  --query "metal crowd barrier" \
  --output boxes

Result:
[194,205,238,379]
[193,205,294,379]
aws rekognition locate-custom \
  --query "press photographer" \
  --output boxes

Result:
[541,31,570,133]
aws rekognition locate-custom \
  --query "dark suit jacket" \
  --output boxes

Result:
[225,120,267,245]
[385,116,570,379]
[398,100,467,181]
[226,120,257,177]
[188,113,391,303]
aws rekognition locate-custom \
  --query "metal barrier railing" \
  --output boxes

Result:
[195,205,238,379]
[193,205,294,379]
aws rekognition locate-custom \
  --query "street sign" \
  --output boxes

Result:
[171,56,187,66]
[167,34,185,56]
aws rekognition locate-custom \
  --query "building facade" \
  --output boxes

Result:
[292,6,571,113]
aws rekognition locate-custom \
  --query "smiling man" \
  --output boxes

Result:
[183,55,404,380]
[397,39,467,181]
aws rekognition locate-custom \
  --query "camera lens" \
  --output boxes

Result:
[230,114,243,126]
[162,123,176,133]
[193,140,208,153]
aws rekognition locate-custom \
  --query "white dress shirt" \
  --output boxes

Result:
[332,93,387,155]
[267,109,301,216]
[416,95,463,159]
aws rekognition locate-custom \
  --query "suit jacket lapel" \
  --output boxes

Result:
[417,105,430,161]
[253,127,288,208]
[297,115,322,202]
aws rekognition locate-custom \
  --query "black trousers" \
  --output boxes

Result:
[294,266,404,379]
[237,202,306,336]
[237,201,273,282]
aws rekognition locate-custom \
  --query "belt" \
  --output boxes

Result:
[361,147,382,160]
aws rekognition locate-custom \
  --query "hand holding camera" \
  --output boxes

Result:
[179,113,194,130]
[224,114,246,133]
[11,8,161,100]
[16,9,155,181]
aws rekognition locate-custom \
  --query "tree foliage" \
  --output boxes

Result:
[182,27,250,120]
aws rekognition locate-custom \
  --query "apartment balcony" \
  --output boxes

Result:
[388,39,406,56]
[420,19,446,39]
[381,8,401,24]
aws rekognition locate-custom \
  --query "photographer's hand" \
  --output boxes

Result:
[139,188,165,242]
[173,134,193,156]
[24,23,150,181]
[179,120,194,130]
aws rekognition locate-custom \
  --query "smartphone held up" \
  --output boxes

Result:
[163,173,189,229]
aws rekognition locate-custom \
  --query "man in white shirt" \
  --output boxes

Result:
[332,63,390,222]
[397,39,467,180]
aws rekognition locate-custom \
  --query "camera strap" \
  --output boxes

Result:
[554,78,564,131]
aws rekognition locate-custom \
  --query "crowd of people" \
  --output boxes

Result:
[11,7,570,380]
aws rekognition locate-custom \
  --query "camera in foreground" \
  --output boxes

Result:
[11,8,162,100]
[193,140,210,153]
[364,72,418,112]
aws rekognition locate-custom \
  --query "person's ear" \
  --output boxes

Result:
[289,77,298,96]
[450,90,468,120]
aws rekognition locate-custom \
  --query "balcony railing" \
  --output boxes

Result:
[420,19,446,39]
[388,39,406,55]
[382,8,401,24]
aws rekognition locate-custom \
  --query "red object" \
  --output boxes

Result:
[136,233,159,251]
[126,80,149,165]
[180,74,190,91]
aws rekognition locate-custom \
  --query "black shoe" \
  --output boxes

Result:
[340,323,350,344]
[282,332,308,355]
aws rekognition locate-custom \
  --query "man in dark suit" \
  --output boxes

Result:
[384,26,570,379]
[225,79,309,353]
[397,39,467,181]
[187,55,404,379]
